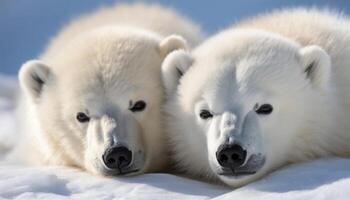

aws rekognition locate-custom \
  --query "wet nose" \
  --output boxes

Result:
[103,146,132,170]
[216,144,247,169]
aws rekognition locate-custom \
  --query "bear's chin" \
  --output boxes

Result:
[214,154,266,187]
[218,170,264,187]
[89,164,144,177]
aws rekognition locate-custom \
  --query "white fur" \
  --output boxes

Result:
[161,50,193,96]
[10,3,204,176]
[162,9,350,187]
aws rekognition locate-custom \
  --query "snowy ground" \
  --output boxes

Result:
[1,75,350,199]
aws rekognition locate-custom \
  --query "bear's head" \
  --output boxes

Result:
[162,29,333,187]
[19,26,187,176]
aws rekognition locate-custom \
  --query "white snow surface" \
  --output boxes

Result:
[1,75,350,200]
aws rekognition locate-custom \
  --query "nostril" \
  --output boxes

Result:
[229,145,246,167]
[231,153,241,161]
[107,158,116,165]
[219,154,228,164]
[118,156,126,163]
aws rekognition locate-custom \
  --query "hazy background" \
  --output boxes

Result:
[1,0,350,75]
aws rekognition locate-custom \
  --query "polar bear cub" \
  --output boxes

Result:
[162,9,350,187]
[13,3,204,176]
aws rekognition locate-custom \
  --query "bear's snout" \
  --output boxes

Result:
[102,145,132,171]
[216,144,247,169]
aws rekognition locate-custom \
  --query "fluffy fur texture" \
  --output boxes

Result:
[11,3,204,176]
[162,9,350,187]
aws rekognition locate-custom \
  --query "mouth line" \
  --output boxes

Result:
[218,170,257,176]
[105,168,141,176]
[102,161,140,176]
[119,168,140,175]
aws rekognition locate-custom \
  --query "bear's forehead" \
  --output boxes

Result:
[47,28,162,94]
[57,33,160,69]
[203,55,303,97]
[181,30,306,107]
[194,28,301,60]
[57,68,162,111]
[58,62,161,98]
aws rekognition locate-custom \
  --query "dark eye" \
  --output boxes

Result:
[76,112,90,123]
[199,110,213,120]
[129,100,146,112]
[254,104,273,115]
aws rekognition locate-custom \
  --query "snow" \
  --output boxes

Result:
[1,75,350,199]
[0,166,227,200]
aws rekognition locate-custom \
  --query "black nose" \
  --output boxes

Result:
[216,144,247,169]
[103,146,132,170]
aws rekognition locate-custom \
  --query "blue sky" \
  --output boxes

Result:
[1,0,350,75]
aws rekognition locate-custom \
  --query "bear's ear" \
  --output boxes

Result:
[158,35,188,58]
[161,49,193,96]
[19,60,51,102]
[299,45,331,89]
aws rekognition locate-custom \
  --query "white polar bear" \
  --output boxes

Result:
[10,3,204,176]
[162,9,350,187]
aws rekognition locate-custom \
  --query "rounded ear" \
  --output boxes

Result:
[159,35,188,58]
[19,60,51,102]
[161,50,193,96]
[299,45,331,89]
